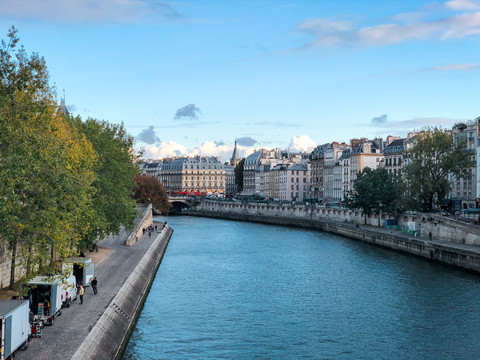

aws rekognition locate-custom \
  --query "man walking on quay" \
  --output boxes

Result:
[78,285,85,304]
[91,277,98,295]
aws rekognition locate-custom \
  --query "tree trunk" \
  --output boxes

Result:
[26,245,32,277]
[9,238,17,290]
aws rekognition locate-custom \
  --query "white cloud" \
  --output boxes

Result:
[288,135,316,152]
[368,117,464,135]
[298,2,480,48]
[141,140,189,159]
[138,140,257,163]
[445,0,480,11]
[431,62,480,70]
[0,0,180,23]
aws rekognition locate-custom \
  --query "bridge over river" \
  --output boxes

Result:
[167,196,196,213]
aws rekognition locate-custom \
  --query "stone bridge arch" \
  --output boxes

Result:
[168,197,196,214]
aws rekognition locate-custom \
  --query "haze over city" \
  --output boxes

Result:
[1,0,479,161]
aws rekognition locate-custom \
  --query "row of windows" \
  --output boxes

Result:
[385,157,402,166]
[164,164,222,170]
[185,183,221,187]
[184,176,220,180]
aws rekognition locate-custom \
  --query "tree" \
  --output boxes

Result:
[234,158,245,192]
[67,117,140,251]
[0,27,97,286]
[345,167,404,225]
[133,175,172,214]
[404,127,472,212]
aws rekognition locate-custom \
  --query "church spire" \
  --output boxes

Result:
[60,89,69,116]
[230,140,240,166]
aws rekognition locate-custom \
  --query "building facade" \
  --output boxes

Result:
[160,156,225,195]
[451,120,479,209]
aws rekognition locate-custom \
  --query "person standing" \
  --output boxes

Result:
[91,277,98,295]
[78,285,84,304]
[429,232,432,241]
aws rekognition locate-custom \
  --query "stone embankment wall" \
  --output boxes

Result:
[71,224,173,360]
[195,201,480,245]
[0,243,27,290]
[125,204,153,246]
[189,201,480,274]
[415,213,480,246]
[0,206,155,289]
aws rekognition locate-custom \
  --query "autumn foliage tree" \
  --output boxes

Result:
[0,27,140,287]
[67,117,139,251]
[133,175,171,214]
[0,27,97,286]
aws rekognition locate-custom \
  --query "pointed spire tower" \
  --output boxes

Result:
[60,89,70,116]
[230,140,241,166]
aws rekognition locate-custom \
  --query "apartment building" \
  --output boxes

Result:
[160,156,225,195]
[451,120,479,209]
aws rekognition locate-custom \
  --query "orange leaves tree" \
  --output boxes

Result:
[133,175,171,214]
[0,27,140,288]
[0,27,97,287]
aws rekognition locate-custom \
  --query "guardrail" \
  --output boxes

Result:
[125,204,153,246]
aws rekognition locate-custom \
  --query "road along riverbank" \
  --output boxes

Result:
[71,222,173,360]
[186,209,480,274]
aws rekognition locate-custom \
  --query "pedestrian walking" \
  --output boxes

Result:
[78,285,84,304]
[91,277,98,295]
[148,231,151,238]
[429,232,432,241]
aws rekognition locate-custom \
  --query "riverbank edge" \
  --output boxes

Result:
[186,210,480,274]
[71,223,173,360]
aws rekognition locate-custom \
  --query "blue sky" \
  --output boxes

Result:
[1,0,479,161]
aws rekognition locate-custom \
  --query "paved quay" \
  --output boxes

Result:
[16,222,165,360]
[341,220,480,255]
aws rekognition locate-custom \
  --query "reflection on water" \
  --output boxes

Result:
[124,216,480,359]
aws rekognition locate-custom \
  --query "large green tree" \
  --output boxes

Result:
[133,175,171,214]
[404,127,472,212]
[345,167,404,225]
[67,117,139,250]
[0,27,97,287]
[234,158,245,192]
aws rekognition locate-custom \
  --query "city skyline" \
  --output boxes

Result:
[1,0,479,161]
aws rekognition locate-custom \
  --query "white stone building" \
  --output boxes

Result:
[278,163,310,201]
[451,120,479,209]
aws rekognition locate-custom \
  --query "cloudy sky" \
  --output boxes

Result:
[2,0,479,161]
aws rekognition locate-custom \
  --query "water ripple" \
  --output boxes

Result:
[124,216,480,360]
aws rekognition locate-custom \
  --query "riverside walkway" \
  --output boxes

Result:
[16,222,165,360]
[342,220,480,256]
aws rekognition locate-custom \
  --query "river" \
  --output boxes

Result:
[124,216,480,359]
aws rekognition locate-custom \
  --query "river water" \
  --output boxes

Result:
[124,216,480,359]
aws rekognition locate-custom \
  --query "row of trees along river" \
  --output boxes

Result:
[0,26,170,290]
